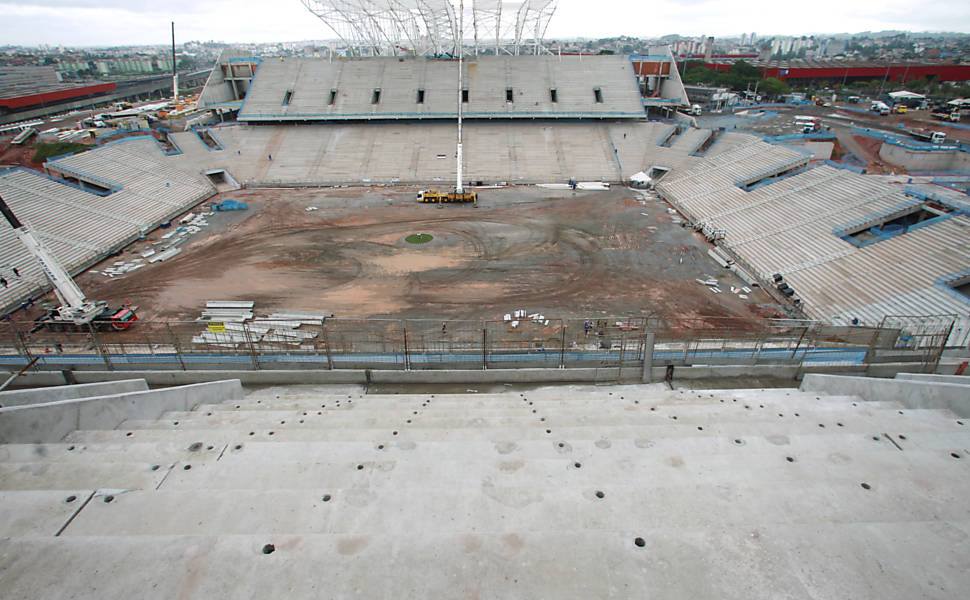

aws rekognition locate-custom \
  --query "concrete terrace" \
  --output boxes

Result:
[167,121,770,185]
[0,138,214,313]
[231,55,645,121]
[0,375,968,598]
[657,162,970,342]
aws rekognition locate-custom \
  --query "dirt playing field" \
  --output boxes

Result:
[73,186,784,326]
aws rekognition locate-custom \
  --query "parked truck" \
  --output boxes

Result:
[908,129,947,144]
[931,109,961,123]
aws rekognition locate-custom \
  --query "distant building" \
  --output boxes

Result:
[824,40,846,57]
[0,66,116,117]
[683,84,738,109]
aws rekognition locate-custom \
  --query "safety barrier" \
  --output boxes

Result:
[0,314,955,373]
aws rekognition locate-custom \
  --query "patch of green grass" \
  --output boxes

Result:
[32,141,90,163]
[405,233,434,244]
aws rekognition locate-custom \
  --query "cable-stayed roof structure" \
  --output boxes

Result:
[301,0,558,56]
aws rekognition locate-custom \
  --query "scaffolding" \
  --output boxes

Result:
[301,0,558,56]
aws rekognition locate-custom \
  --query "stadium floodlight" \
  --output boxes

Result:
[301,0,559,57]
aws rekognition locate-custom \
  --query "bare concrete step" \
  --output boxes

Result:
[60,470,970,537]
[175,406,906,429]
[201,392,876,413]
[14,431,969,468]
[0,490,93,536]
[236,386,813,406]
[63,415,966,445]
[2,523,967,599]
[0,462,167,491]
[137,447,967,492]
[112,408,954,438]
[0,441,222,464]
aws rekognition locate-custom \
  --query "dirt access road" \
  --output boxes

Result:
[75,186,780,327]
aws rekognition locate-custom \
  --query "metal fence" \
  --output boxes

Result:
[0,314,956,373]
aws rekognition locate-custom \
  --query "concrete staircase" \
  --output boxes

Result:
[0,379,968,598]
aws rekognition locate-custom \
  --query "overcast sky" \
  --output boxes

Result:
[0,0,967,47]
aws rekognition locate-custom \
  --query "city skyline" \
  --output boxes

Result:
[0,0,967,47]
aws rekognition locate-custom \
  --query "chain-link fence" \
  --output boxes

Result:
[0,313,956,373]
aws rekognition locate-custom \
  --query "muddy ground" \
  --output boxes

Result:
[71,186,782,326]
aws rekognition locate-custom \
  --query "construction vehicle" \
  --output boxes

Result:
[0,194,138,332]
[907,129,947,144]
[416,189,477,203]
[870,101,891,116]
[416,1,479,208]
[932,109,961,123]
[794,115,821,133]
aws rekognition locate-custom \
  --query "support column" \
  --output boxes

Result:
[641,332,655,383]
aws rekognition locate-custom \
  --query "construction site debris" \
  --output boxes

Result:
[192,302,329,348]
[207,300,256,310]
[536,182,611,191]
[148,247,182,263]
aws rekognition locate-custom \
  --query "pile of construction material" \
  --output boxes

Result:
[155,211,212,255]
[192,304,329,349]
[199,300,254,323]
[144,211,213,266]
[95,211,216,280]
[91,258,146,278]
[260,311,330,328]
[696,277,752,299]
[537,182,611,191]
[705,246,759,287]
[665,206,683,225]
[503,309,549,328]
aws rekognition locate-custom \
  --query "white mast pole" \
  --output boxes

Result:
[455,0,464,194]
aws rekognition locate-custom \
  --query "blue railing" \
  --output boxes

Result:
[0,345,872,370]
[851,126,968,153]
[763,131,837,143]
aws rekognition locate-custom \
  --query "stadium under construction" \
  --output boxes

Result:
[0,2,968,598]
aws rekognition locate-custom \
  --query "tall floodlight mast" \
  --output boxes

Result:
[171,22,178,99]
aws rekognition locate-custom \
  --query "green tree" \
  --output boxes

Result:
[758,77,790,98]
[729,60,760,79]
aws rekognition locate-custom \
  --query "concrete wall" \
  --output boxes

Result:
[895,373,970,386]
[0,379,243,444]
[0,379,148,408]
[0,361,943,388]
[0,363,952,386]
[799,141,834,160]
[801,373,970,417]
[878,144,970,172]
